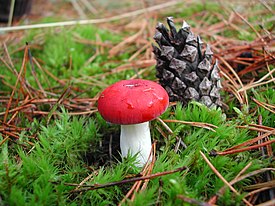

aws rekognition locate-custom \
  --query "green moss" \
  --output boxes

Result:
[0,1,274,205]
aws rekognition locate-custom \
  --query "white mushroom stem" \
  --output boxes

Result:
[120,122,152,167]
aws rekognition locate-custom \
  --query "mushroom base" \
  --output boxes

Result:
[120,122,152,167]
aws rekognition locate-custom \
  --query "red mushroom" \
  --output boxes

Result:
[97,79,169,166]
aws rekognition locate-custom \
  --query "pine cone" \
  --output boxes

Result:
[153,17,222,107]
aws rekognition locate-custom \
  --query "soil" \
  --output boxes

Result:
[84,129,121,168]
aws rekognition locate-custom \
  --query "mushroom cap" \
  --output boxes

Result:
[97,79,169,125]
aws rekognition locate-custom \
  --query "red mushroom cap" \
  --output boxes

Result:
[97,79,169,125]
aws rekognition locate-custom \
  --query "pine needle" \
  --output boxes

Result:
[200,151,253,206]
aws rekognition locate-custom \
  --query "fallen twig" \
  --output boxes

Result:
[69,165,187,193]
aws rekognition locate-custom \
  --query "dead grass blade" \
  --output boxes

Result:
[236,124,275,133]
[233,9,265,43]
[209,167,275,205]
[178,194,216,206]
[1,42,99,143]
[244,180,275,191]
[200,151,252,206]
[215,139,275,155]
[238,69,275,92]
[208,161,252,204]
[27,44,47,98]
[46,86,71,124]
[119,142,157,205]
[245,187,274,200]
[252,98,275,114]
[162,119,218,132]
[4,44,30,123]
[213,129,275,155]
[109,19,147,57]
[73,34,113,48]
[218,56,248,105]
[238,56,275,77]
[156,117,187,151]
[0,0,182,32]
[254,199,275,206]
[86,59,156,79]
